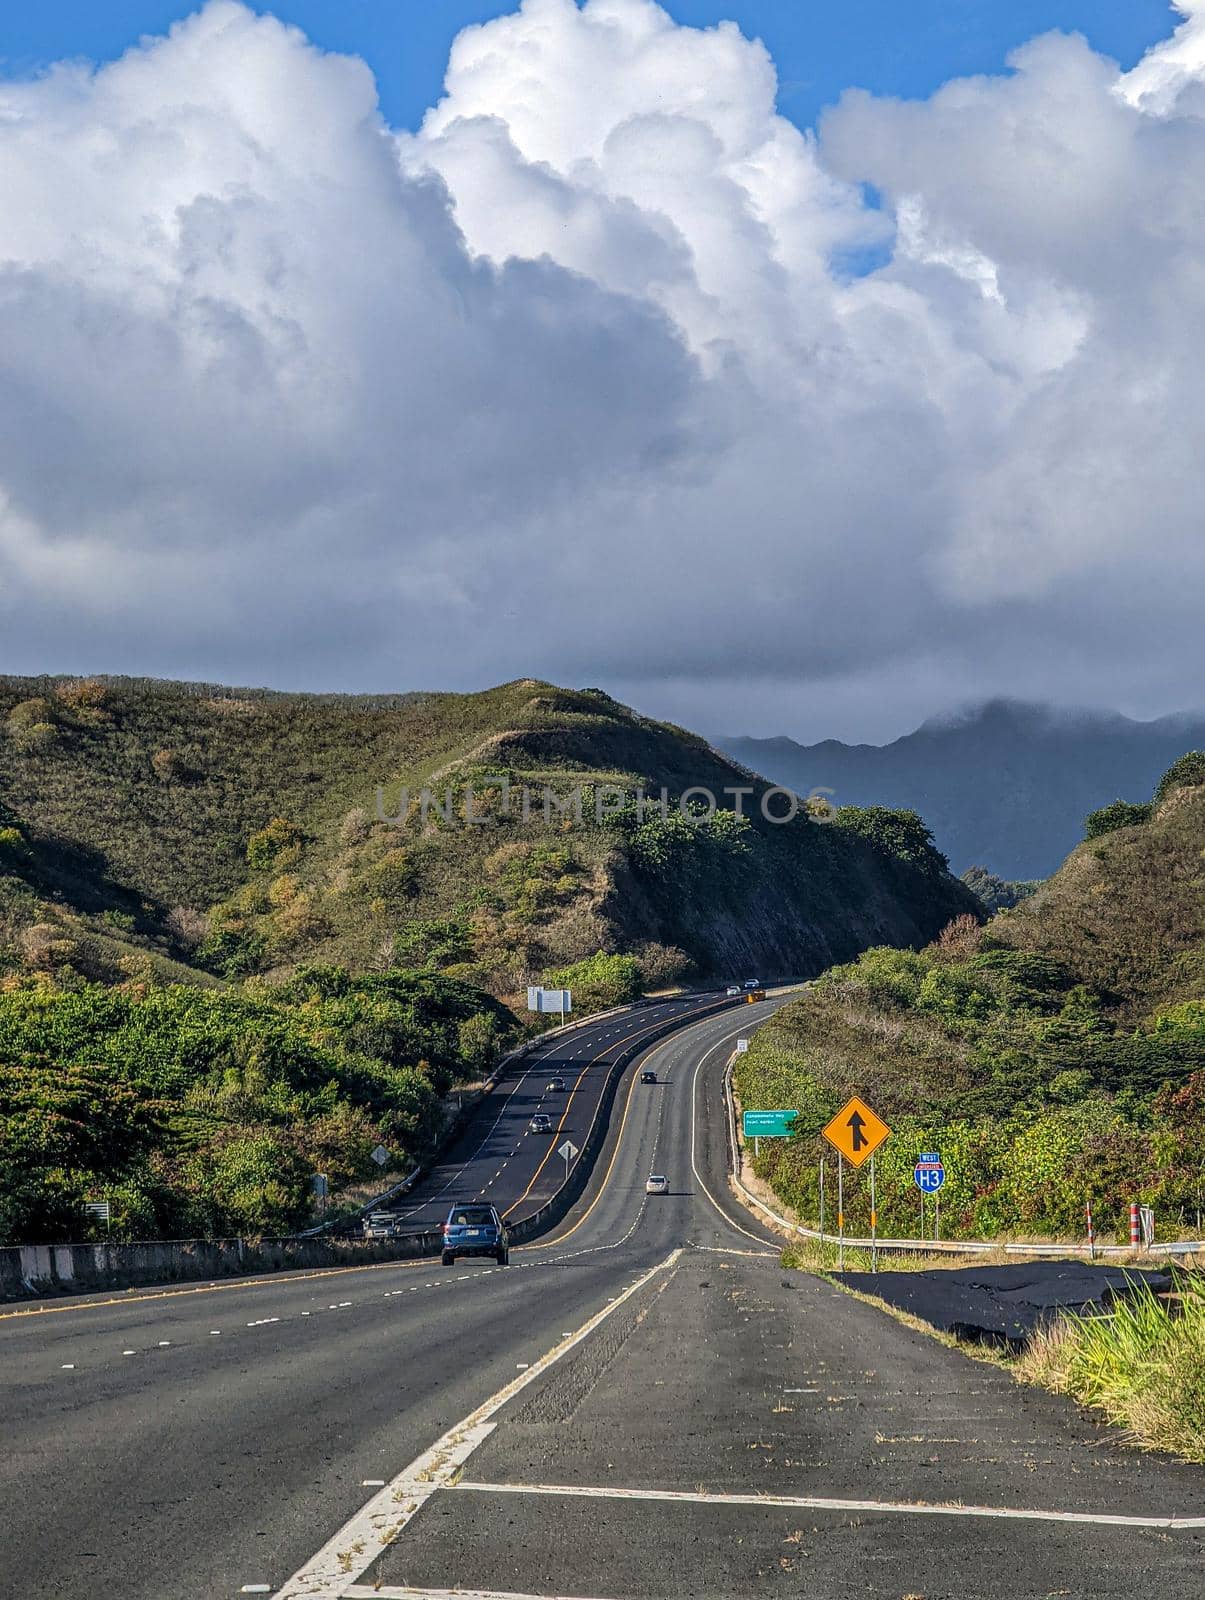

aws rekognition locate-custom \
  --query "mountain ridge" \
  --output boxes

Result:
[717,699,1205,880]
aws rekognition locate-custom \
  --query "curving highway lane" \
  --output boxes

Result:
[2,992,1203,1600]
[385,991,736,1232]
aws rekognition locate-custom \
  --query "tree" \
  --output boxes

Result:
[1155,751,1205,805]
[246,817,303,870]
[961,865,1040,912]
[1084,800,1152,839]
[834,806,949,875]
[543,951,642,1013]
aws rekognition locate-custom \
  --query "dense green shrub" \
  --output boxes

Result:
[246,817,303,871]
[1155,751,1205,804]
[543,950,642,1013]
[1085,800,1153,838]
[834,806,948,876]
[0,969,514,1244]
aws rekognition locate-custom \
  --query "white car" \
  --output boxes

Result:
[725,985,742,997]
[645,1174,669,1195]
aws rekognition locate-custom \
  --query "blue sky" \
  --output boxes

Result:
[1,0,1181,130]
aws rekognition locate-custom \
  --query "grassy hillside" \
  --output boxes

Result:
[736,755,1205,1242]
[0,676,978,1004]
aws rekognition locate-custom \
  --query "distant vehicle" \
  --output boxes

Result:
[742,978,762,991]
[546,1076,566,1091]
[529,1112,553,1133]
[442,1203,509,1266]
[363,1212,398,1240]
[745,989,766,1003]
[645,1175,669,1195]
[726,984,742,997]
[640,1069,657,1084]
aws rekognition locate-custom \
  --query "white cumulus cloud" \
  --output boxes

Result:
[0,0,1203,739]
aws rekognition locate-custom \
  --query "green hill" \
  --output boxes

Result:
[737,754,1205,1242]
[0,675,977,1003]
[0,672,981,1247]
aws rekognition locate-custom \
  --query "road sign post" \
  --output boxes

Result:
[558,1139,579,1186]
[821,1097,891,1168]
[821,1097,890,1272]
[818,1157,825,1237]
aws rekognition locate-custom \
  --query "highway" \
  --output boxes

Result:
[382,992,731,1232]
[2,996,1203,1598]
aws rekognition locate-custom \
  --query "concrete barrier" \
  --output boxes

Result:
[0,1228,444,1303]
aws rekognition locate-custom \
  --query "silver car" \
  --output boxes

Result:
[645,1174,669,1195]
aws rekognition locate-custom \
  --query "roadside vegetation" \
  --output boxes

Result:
[1017,1276,1205,1463]
[736,757,1205,1243]
[0,967,513,1245]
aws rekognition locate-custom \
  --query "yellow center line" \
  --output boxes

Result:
[502,1004,710,1221]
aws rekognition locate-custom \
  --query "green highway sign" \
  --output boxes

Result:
[742,1110,797,1138]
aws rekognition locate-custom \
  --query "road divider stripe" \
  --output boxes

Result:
[502,1007,711,1222]
[274,1249,683,1598]
[448,1480,1205,1530]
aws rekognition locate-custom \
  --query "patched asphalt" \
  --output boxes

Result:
[837,1261,1174,1347]
[364,1251,1205,1598]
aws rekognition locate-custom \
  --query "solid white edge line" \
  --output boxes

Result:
[689,1029,780,1249]
[450,1480,1205,1531]
[273,1248,683,1598]
[345,1588,617,1600]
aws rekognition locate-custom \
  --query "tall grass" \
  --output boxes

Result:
[1017,1274,1205,1462]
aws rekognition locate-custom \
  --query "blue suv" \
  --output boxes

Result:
[442,1203,509,1266]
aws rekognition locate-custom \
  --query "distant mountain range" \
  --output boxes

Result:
[717,700,1205,881]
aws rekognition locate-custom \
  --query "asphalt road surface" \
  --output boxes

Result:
[3,994,1203,1599]
[384,993,731,1231]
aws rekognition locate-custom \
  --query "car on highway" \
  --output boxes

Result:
[546,1076,566,1091]
[645,1174,669,1195]
[529,1112,553,1133]
[363,1211,400,1239]
[725,984,742,996]
[441,1203,509,1266]
[640,1069,657,1084]
[742,977,762,991]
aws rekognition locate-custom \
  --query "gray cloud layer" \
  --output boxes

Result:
[2,0,1203,739]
